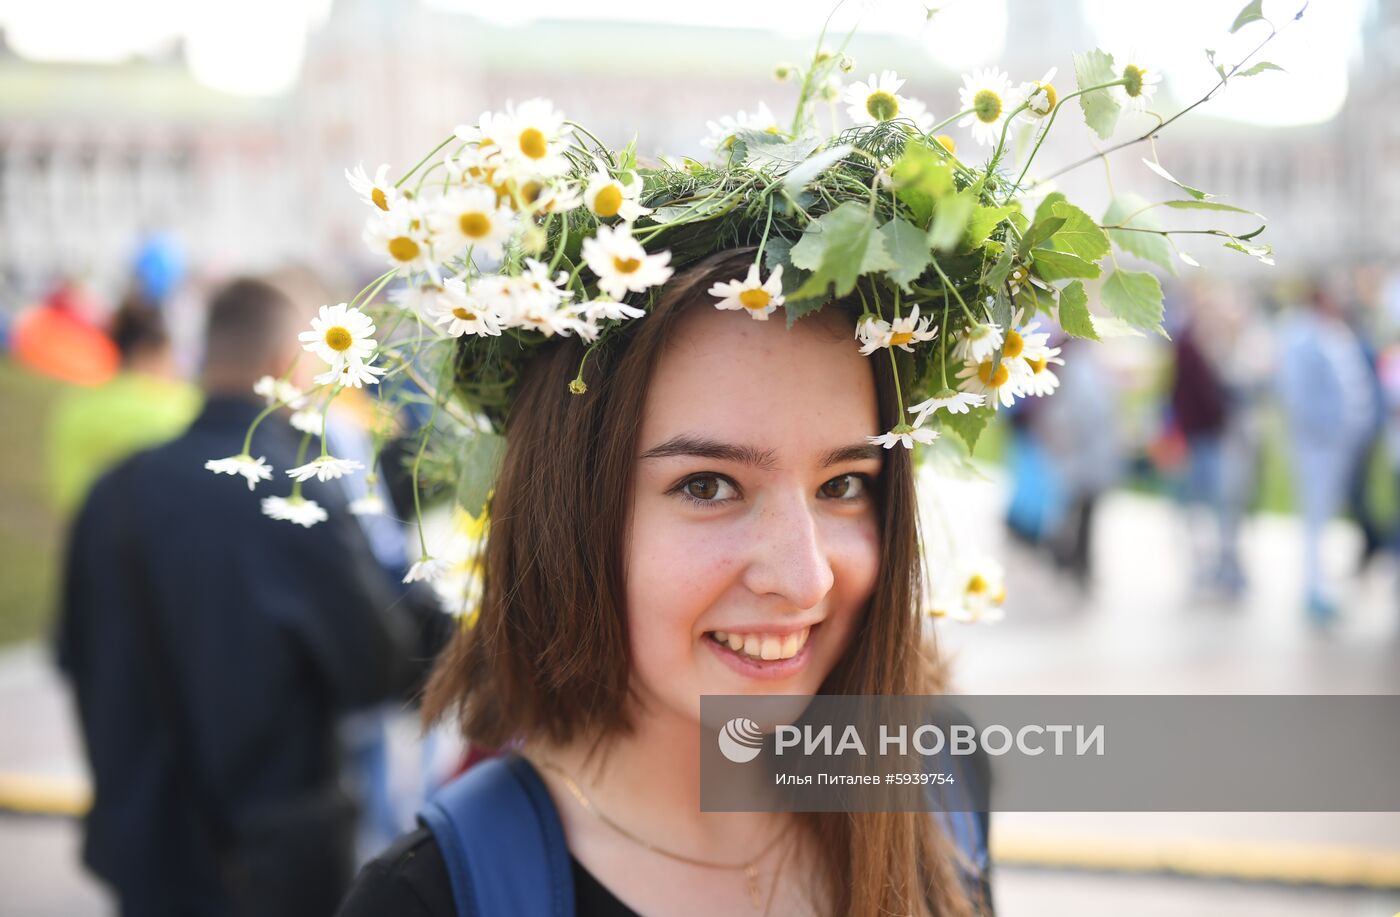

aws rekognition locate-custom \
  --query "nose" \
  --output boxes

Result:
[740,487,836,612]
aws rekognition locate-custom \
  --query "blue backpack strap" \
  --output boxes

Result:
[419,753,575,917]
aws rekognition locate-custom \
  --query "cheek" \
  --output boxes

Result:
[820,514,883,648]
[624,505,739,657]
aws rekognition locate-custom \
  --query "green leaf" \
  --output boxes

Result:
[1018,215,1065,257]
[1230,0,1266,33]
[1238,60,1284,77]
[1101,269,1167,336]
[1033,192,1068,227]
[1073,49,1122,140]
[1162,199,1259,215]
[1103,193,1175,273]
[878,218,933,291]
[1031,249,1102,281]
[928,190,976,252]
[1048,201,1111,261]
[939,404,994,453]
[966,205,1015,249]
[891,141,954,226]
[788,201,894,301]
[456,431,506,518]
[1223,238,1275,266]
[983,241,1015,290]
[1141,158,1211,200]
[1056,280,1099,341]
[782,143,854,196]
[740,132,822,173]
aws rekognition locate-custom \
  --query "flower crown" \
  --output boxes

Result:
[206,3,1292,617]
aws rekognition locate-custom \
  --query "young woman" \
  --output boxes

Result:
[338,248,987,917]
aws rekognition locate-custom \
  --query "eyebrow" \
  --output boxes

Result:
[638,434,885,469]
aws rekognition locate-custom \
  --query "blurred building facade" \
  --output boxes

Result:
[0,0,1396,305]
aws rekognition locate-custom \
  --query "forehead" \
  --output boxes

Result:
[637,304,880,455]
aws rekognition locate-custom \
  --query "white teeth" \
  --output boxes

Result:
[710,626,812,662]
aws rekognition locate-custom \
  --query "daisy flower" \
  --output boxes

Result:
[289,409,323,436]
[584,161,651,221]
[958,67,1016,146]
[362,205,436,276]
[426,278,503,338]
[844,70,916,125]
[883,306,938,352]
[1021,346,1065,396]
[701,101,784,152]
[580,295,646,323]
[315,358,387,389]
[855,314,893,356]
[505,259,579,337]
[204,453,273,491]
[253,375,306,409]
[1115,51,1161,111]
[444,144,496,188]
[526,182,583,215]
[480,98,573,179]
[261,495,328,528]
[907,389,985,425]
[952,320,1004,364]
[345,162,397,212]
[956,356,1028,410]
[868,421,940,450]
[1019,67,1058,119]
[928,556,1007,623]
[299,303,378,369]
[582,223,673,300]
[403,556,449,585]
[285,455,365,483]
[430,185,516,259]
[708,263,785,321]
[349,492,387,517]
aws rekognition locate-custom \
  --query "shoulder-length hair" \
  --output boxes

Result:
[424,248,982,916]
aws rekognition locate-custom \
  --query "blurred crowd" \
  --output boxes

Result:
[1005,262,1400,624]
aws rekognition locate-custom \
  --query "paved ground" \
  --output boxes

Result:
[2,472,1397,915]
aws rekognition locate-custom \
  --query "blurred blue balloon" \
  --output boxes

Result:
[132,234,185,305]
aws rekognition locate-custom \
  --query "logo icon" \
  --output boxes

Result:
[718,717,764,763]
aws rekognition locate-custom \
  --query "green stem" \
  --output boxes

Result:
[1010,80,1127,197]
[395,135,455,190]
[928,256,976,323]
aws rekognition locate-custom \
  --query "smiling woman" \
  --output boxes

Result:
[337,249,986,917]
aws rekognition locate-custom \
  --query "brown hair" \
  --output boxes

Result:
[423,249,981,916]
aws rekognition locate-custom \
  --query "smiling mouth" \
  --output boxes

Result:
[705,626,812,661]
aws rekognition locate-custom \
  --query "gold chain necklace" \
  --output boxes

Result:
[534,758,792,912]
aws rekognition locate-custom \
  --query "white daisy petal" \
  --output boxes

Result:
[204,454,274,491]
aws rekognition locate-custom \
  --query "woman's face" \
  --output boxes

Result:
[625,302,884,723]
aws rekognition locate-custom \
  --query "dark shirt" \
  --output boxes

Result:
[56,395,449,913]
[337,827,639,917]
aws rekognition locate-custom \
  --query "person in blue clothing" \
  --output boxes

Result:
[338,250,991,917]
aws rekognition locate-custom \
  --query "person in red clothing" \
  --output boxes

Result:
[12,279,119,386]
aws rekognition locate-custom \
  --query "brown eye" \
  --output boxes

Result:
[821,474,868,500]
[686,477,719,500]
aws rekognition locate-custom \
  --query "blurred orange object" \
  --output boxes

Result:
[11,285,118,386]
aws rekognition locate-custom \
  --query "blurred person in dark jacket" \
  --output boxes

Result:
[55,278,451,917]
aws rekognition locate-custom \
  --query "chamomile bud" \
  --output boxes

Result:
[839,54,856,73]
[521,225,548,255]
[773,62,796,82]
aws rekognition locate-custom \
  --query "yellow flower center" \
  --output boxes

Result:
[613,256,641,274]
[1030,82,1057,115]
[1002,329,1024,359]
[521,181,544,205]
[593,184,624,218]
[459,211,492,239]
[966,574,988,594]
[519,127,548,160]
[1028,356,1048,373]
[973,88,1003,123]
[889,330,914,346]
[387,236,421,262]
[1122,64,1145,98]
[324,326,353,352]
[935,134,956,155]
[371,187,389,211]
[738,288,771,311]
[977,360,1009,386]
[866,90,899,121]
[451,307,477,321]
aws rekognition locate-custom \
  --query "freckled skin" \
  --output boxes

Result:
[626,304,884,721]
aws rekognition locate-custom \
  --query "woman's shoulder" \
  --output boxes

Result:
[337,826,454,917]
